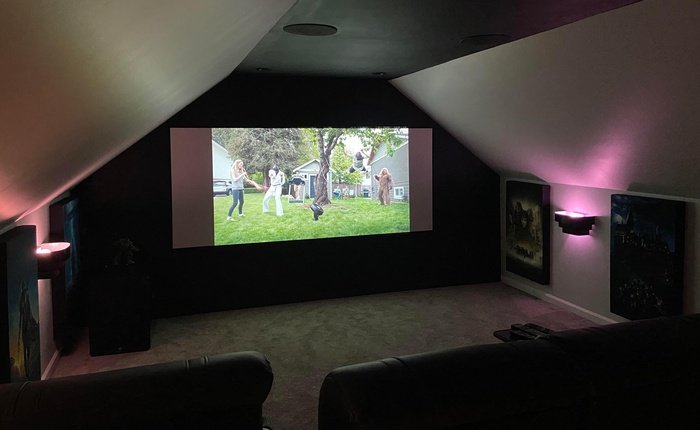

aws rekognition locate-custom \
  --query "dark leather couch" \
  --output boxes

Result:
[0,351,273,430]
[318,313,700,429]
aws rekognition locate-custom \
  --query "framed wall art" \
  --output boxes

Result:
[0,225,41,383]
[505,181,551,285]
[610,194,685,320]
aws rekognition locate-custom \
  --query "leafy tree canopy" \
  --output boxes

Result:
[212,127,405,200]
[331,148,362,184]
[213,128,301,176]
[303,127,405,205]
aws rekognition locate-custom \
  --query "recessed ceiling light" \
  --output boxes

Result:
[256,67,270,72]
[283,23,338,36]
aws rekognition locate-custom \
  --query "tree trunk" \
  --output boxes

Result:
[315,152,331,205]
[314,130,344,206]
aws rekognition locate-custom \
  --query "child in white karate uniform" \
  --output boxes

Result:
[262,165,285,216]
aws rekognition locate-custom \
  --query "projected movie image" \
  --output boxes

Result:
[212,127,411,246]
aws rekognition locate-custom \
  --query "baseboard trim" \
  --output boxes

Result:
[41,349,61,380]
[502,275,624,325]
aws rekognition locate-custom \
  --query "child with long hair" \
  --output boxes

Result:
[374,167,393,205]
[227,159,259,220]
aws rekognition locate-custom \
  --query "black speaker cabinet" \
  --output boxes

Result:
[87,265,151,356]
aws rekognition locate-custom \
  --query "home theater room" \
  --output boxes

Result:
[1,0,699,429]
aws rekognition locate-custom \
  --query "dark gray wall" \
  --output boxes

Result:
[75,74,501,317]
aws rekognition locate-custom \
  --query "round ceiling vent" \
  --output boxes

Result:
[283,23,338,36]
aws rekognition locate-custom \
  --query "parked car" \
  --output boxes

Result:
[213,180,232,196]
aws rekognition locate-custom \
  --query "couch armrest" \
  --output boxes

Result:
[545,314,700,429]
[319,341,587,430]
[0,351,273,430]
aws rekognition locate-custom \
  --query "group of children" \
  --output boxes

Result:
[226,149,393,222]
[227,160,285,220]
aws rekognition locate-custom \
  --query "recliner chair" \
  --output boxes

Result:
[318,314,700,429]
[0,351,274,430]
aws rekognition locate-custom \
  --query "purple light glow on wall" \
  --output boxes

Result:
[555,195,599,220]
[557,229,599,259]
[579,83,670,192]
[555,210,586,218]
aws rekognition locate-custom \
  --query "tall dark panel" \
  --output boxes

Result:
[49,197,82,353]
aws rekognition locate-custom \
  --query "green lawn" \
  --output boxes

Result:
[214,191,409,245]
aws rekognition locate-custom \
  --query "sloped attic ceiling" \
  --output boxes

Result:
[392,0,700,199]
[236,0,639,79]
[0,0,657,230]
[0,0,295,228]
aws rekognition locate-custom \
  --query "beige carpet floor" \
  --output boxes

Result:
[51,282,596,430]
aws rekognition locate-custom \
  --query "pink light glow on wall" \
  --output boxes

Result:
[555,210,586,218]
[556,229,601,261]
[554,186,607,219]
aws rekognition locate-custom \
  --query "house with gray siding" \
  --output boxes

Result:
[369,139,409,202]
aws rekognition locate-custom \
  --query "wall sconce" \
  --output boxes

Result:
[554,211,596,236]
[36,242,71,279]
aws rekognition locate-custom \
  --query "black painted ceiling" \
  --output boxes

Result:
[236,0,642,79]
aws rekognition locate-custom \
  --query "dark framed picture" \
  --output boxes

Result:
[50,196,81,352]
[50,197,80,297]
[505,181,551,285]
[610,194,685,320]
